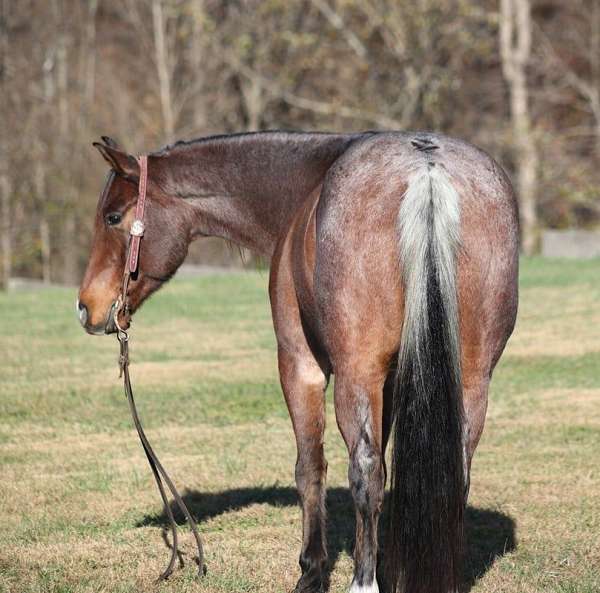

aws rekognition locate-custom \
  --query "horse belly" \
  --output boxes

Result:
[279,186,332,363]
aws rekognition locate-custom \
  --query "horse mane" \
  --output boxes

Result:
[152,129,348,157]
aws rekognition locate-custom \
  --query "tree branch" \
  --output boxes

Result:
[227,53,404,130]
[310,0,368,59]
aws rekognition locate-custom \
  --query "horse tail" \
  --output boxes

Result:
[385,162,465,593]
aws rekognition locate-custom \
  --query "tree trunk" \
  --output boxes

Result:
[34,157,52,284]
[591,0,600,159]
[152,0,175,141]
[240,75,263,131]
[190,0,206,132]
[0,173,10,291]
[82,0,98,107]
[0,0,10,289]
[62,214,78,285]
[54,0,78,285]
[500,0,539,255]
[40,219,52,284]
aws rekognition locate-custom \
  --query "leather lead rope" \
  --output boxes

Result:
[117,333,205,580]
[114,156,205,581]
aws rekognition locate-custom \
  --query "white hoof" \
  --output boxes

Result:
[348,579,379,593]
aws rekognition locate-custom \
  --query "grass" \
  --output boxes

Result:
[0,257,599,593]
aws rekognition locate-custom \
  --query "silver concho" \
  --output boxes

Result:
[130,219,145,237]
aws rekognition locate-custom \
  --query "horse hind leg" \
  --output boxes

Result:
[462,372,491,505]
[334,364,386,593]
[278,347,330,593]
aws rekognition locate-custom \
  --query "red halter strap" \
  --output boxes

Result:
[128,155,148,274]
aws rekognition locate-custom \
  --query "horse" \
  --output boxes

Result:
[77,130,519,593]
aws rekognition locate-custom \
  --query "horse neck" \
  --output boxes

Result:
[159,132,361,256]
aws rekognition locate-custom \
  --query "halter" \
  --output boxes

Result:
[114,156,205,581]
[113,155,147,328]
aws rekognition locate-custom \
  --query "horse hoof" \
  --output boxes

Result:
[293,572,326,593]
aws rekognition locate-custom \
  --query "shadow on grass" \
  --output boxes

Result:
[137,486,515,591]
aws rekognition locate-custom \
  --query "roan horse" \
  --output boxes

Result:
[78,131,518,593]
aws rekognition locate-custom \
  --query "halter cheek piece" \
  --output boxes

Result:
[114,156,205,581]
[113,155,147,330]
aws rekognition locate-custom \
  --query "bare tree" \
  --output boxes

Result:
[310,0,367,59]
[152,0,176,141]
[500,0,539,255]
[189,0,207,132]
[32,18,58,285]
[81,0,98,107]
[50,0,81,284]
[0,171,10,291]
[34,142,52,284]
[0,0,11,289]
[537,1,600,159]
[592,0,600,157]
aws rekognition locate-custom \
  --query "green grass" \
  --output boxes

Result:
[1,258,599,593]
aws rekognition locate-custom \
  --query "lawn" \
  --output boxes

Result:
[0,258,599,593]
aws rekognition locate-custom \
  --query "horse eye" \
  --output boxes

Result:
[105,212,122,226]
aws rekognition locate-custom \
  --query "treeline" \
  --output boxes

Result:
[1,0,599,287]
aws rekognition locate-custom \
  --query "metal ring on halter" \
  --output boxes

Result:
[116,327,129,343]
[113,297,129,341]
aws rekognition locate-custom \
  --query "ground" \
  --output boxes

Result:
[0,258,599,593]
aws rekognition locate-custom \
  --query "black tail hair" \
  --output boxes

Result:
[385,236,465,592]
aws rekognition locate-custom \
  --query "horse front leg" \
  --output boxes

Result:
[278,347,330,593]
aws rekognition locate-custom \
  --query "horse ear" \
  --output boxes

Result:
[93,141,139,181]
[101,136,120,149]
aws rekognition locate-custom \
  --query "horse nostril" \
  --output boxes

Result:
[77,299,89,327]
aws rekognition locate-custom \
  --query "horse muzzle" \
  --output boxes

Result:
[76,299,123,335]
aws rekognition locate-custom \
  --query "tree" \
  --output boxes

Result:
[152,0,176,141]
[1,0,12,289]
[500,0,539,255]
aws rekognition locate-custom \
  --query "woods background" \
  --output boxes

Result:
[1,0,599,287]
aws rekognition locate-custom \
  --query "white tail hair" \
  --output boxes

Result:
[397,163,461,381]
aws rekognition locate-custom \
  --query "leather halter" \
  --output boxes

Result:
[113,156,205,581]
[114,155,147,326]
[128,155,147,273]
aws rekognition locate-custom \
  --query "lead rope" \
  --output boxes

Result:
[114,158,205,581]
[116,276,205,581]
